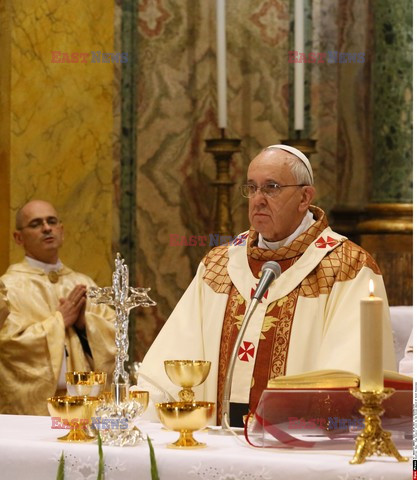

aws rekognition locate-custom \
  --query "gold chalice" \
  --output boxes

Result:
[66,371,107,397]
[98,391,113,403]
[155,401,215,448]
[129,390,149,414]
[47,395,100,442]
[164,360,211,402]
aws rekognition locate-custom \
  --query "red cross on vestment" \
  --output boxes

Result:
[315,236,338,249]
[238,341,255,362]
[250,286,269,302]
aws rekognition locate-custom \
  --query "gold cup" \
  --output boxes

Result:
[129,390,149,414]
[155,401,215,448]
[66,371,107,397]
[98,391,113,403]
[47,395,100,442]
[164,360,211,402]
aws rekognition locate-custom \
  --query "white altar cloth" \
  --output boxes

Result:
[0,414,411,479]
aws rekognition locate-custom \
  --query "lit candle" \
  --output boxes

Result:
[216,0,227,129]
[360,279,384,392]
[294,0,304,131]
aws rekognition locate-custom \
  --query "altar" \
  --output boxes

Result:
[0,414,411,480]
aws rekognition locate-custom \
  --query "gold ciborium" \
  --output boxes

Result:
[66,371,107,397]
[156,401,215,448]
[47,395,100,442]
[164,360,211,402]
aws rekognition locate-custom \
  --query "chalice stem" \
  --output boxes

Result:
[174,431,203,448]
[58,425,94,442]
[179,387,195,403]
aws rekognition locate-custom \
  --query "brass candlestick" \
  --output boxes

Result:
[281,137,317,158]
[349,388,409,464]
[205,137,241,237]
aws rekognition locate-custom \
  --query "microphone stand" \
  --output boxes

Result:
[209,261,280,435]
[210,296,259,434]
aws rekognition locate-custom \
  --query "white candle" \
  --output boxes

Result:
[294,0,304,131]
[216,0,227,129]
[360,279,384,392]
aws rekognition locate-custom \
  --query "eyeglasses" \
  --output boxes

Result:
[19,216,60,230]
[240,183,306,198]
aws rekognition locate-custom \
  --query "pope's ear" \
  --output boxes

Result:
[299,186,316,211]
[13,230,23,246]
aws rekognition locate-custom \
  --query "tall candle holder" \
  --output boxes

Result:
[281,137,316,158]
[349,388,409,464]
[205,136,241,237]
[87,253,156,446]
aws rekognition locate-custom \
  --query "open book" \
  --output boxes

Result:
[267,369,412,390]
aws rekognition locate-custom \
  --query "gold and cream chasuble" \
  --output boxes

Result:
[138,207,396,424]
[0,260,116,415]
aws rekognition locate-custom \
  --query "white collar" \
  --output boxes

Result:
[25,256,63,273]
[258,210,315,250]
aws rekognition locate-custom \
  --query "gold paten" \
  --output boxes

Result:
[164,360,211,402]
[156,401,215,448]
[349,388,409,464]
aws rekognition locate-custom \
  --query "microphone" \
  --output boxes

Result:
[252,261,282,301]
[219,260,281,432]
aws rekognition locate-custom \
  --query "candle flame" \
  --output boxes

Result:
[369,279,375,296]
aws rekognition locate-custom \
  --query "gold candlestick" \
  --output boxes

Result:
[205,137,241,237]
[281,137,316,158]
[349,388,409,464]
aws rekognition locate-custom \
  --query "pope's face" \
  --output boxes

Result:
[13,201,64,264]
[247,149,315,242]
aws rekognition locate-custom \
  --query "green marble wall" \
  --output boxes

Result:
[372,0,412,203]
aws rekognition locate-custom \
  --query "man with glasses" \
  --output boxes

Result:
[138,145,396,425]
[0,200,116,415]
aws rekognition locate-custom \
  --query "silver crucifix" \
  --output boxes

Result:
[88,253,156,385]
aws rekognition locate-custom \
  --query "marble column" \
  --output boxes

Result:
[357,0,412,305]
[371,0,412,204]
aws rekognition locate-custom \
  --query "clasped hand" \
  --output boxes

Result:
[57,284,87,330]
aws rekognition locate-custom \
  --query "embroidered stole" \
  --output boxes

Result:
[216,221,346,423]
